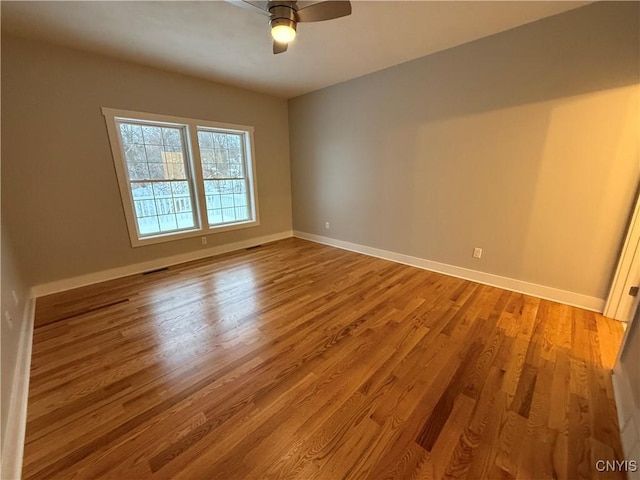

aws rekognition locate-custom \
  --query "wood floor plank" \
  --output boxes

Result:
[22,238,627,479]
[429,393,476,479]
[494,410,527,477]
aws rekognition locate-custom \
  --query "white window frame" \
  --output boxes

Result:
[102,108,260,247]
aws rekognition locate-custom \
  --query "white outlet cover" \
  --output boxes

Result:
[473,247,483,259]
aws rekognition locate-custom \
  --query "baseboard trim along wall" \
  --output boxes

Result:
[32,230,293,298]
[32,228,606,308]
[1,298,36,480]
[294,231,605,312]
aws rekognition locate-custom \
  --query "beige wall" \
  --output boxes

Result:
[1,35,292,287]
[289,1,640,300]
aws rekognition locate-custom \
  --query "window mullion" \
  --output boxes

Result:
[187,122,210,234]
[178,126,200,232]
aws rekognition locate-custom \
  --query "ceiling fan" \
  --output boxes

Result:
[227,1,352,54]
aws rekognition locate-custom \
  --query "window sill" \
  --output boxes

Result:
[130,219,260,247]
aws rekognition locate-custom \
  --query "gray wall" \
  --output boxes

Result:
[1,35,293,287]
[289,1,640,300]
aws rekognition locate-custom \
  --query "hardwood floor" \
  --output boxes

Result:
[23,238,626,479]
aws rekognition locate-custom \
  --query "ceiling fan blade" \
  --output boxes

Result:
[273,41,288,54]
[297,1,351,22]
[225,0,270,16]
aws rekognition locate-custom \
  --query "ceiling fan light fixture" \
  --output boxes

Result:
[271,19,296,43]
[227,0,352,54]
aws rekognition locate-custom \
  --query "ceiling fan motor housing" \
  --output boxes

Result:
[269,1,298,32]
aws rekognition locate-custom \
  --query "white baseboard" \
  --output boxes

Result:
[1,298,36,480]
[32,230,293,298]
[32,229,605,311]
[293,231,605,312]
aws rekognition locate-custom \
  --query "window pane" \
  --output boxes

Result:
[162,147,186,180]
[145,145,163,163]
[198,129,251,227]
[142,126,163,145]
[198,131,244,181]
[216,162,230,178]
[228,135,241,149]
[235,206,248,220]
[134,199,157,218]
[205,194,221,210]
[138,216,160,235]
[202,164,217,179]
[207,183,250,222]
[198,131,214,148]
[176,213,194,229]
[158,214,178,232]
[219,194,231,208]
[228,163,244,178]
[201,149,215,164]
[110,114,258,243]
[221,207,236,222]
[117,120,196,237]
[208,209,223,224]
[124,144,146,164]
[119,123,143,144]
[218,150,229,163]
[232,180,245,193]
[127,163,149,181]
[204,180,217,195]
[221,180,233,194]
[152,182,171,198]
[131,182,153,199]
[171,181,189,196]
[233,194,247,207]
[162,128,182,146]
[148,164,165,180]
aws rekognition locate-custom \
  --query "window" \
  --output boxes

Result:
[103,108,259,246]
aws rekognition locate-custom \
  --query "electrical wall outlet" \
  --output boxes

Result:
[325,222,330,229]
[473,247,483,259]
[201,237,207,245]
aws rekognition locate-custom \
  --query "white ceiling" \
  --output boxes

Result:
[1,1,589,98]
